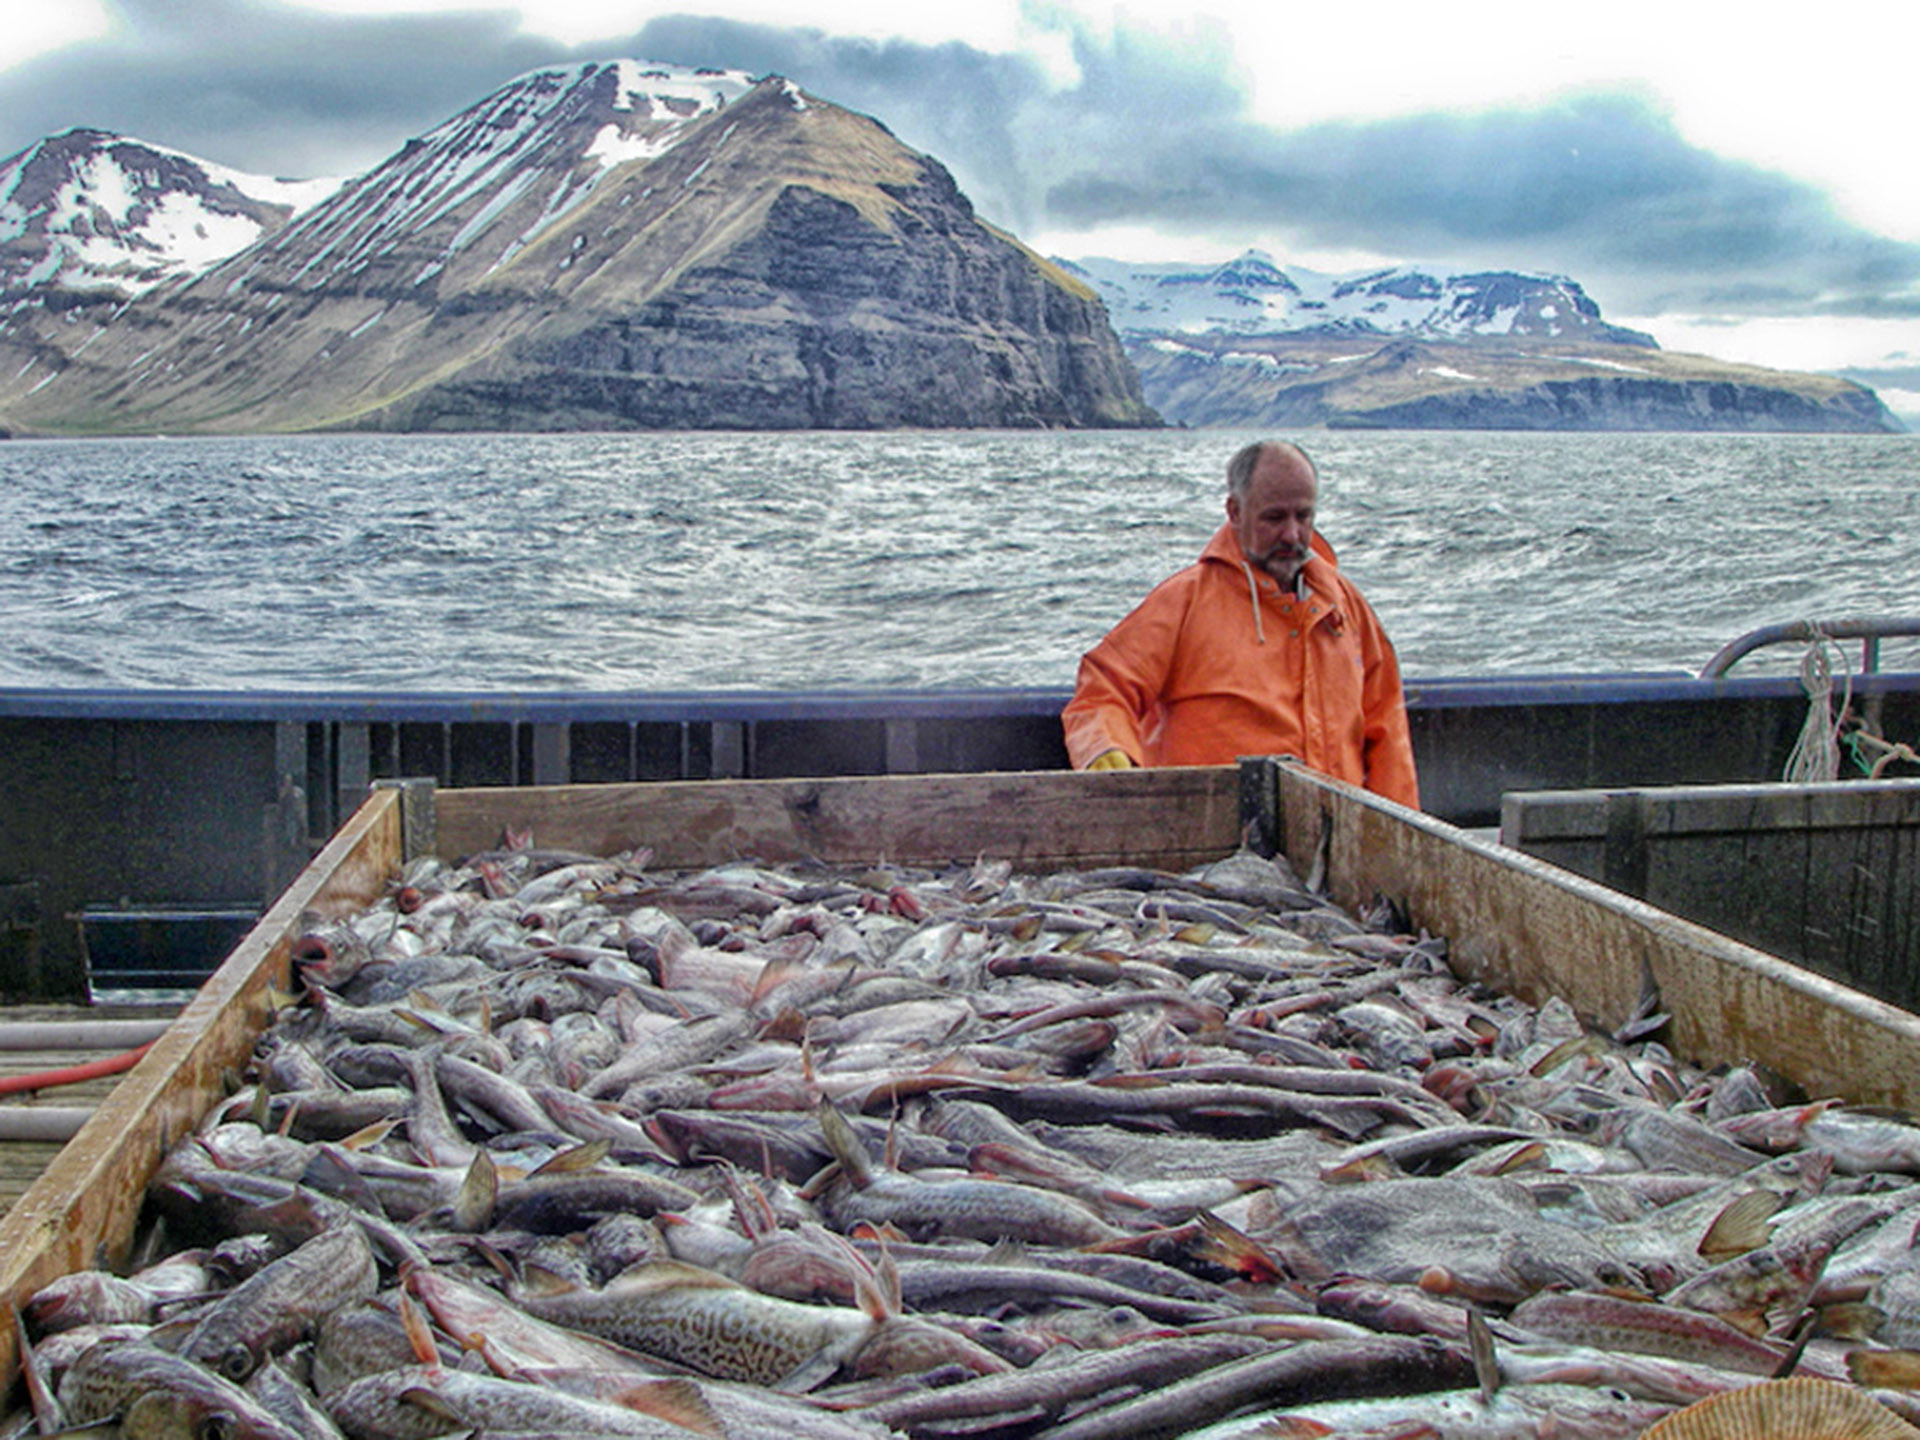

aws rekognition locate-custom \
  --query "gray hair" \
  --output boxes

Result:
[1226,440,1318,498]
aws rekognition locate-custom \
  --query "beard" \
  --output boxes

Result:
[1253,544,1310,583]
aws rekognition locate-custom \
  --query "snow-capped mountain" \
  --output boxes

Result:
[0,66,1892,434]
[0,60,1150,433]
[226,59,762,300]
[1061,250,1656,348]
[0,129,338,297]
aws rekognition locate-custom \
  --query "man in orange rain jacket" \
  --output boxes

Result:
[1062,439,1420,809]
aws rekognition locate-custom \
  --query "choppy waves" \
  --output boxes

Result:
[1,429,1917,690]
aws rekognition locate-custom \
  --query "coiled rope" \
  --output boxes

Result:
[1782,627,1850,784]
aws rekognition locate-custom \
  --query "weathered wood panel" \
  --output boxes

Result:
[1503,780,1920,1011]
[0,787,403,1395]
[434,768,1246,873]
[1270,762,1920,1114]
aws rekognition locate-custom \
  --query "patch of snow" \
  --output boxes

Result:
[1425,366,1480,381]
[585,123,680,170]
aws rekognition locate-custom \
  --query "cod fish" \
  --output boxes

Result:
[181,1223,380,1382]
[1263,1176,1644,1303]
[58,1341,309,1440]
[512,1257,886,1390]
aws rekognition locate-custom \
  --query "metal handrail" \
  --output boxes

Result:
[1699,617,1920,679]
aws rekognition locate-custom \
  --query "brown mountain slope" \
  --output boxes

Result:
[0,70,1154,434]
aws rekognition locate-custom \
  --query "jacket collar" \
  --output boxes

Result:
[1200,522,1339,593]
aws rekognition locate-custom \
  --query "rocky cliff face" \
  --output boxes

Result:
[0,63,1154,434]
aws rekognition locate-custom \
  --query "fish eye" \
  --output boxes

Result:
[219,1344,254,1380]
[201,1414,236,1440]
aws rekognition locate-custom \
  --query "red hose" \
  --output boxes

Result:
[0,1042,154,1096]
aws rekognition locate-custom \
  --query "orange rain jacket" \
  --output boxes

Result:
[1062,523,1420,809]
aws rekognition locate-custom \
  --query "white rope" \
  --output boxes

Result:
[1782,627,1851,784]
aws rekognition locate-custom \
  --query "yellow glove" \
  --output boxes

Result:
[1087,749,1135,771]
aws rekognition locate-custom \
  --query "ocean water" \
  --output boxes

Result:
[2,428,1917,691]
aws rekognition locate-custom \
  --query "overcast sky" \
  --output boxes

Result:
[8,0,1920,408]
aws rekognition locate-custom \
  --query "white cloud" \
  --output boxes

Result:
[0,0,112,71]
[1633,314,1920,375]
[282,0,1032,50]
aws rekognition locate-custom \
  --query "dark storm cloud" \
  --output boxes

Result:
[3,1,1916,321]
[0,0,564,176]
[1016,45,1920,319]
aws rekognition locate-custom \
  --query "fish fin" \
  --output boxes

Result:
[1191,1211,1285,1285]
[452,1150,497,1234]
[1246,1423,1337,1439]
[395,1385,464,1423]
[1091,1073,1171,1091]
[1817,1301,1885,1341]
[612,1378,724,1438]
[1485,1140,1548,1176]
[816,1099,875,1188]
[528,1139,611,1177]
[1698,1189,1781,1262]
[1718,1306,1771,1339]
[874,1242,902,1317]
[1319,1153,1401,1185]
[607,1259,745,1294]
[758,1007,808,1043]
[1530,1033,1603,1078]
[1847,1346,1920,1389]
[13,1302,63,1435]
[773,1348,848,1394]
[724,1166,778,1240]
[1467,1304,1499,1403]
[338,1117,401,1151]
[751,957,801,1004]
[516,1262,582,1299]
[397,1288,442,1372]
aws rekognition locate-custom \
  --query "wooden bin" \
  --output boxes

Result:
[5,761,1920,1397]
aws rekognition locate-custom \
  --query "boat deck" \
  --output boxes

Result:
[0,1002,181,1219]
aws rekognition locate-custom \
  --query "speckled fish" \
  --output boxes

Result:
[1178,1381,1676,1439]
[816,1097,1130,1246]
[511,1258,883,1390]
[181,1223,380,1382]
[322,1364,711,1440]
[58,1342,310,1440]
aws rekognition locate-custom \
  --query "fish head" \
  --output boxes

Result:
[120,1388,304,1440]
[849,1316,1010,1380]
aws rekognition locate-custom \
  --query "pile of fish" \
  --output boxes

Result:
[13,836,1920,1439]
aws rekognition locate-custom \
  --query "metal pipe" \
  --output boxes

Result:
[0,1108,94,1143]
[0,1021,174,1051]
[1699,617,1920,679]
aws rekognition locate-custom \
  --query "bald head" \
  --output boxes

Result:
[1227,440,1318,500]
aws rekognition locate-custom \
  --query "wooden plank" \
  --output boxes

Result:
[0,787,404,1396]
[433,768,1245,874]
[1270,761,1920,1115]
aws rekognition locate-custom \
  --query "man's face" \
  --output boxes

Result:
[1227,450,1318,586]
